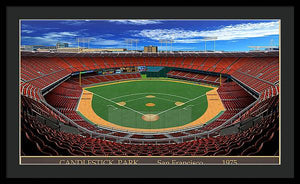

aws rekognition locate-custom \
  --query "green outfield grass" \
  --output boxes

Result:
[80,79,215,129]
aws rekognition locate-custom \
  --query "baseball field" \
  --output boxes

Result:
[76,78,225,133]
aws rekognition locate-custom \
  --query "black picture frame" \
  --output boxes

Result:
[2,4,295,183]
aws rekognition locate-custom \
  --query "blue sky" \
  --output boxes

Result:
[21,19,280,51]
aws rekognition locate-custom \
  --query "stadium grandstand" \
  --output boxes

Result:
[21,50,279,156]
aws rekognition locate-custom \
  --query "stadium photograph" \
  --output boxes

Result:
[20,19,280,165]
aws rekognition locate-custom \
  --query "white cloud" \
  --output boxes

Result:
[43,31,79,39]
[42,27,60,30]
[21,30,124,47]
[21,23,59,32]
[108,19,162,25]
[135,21,279,43]
[59,20,91,26]
[173,39,203,44]
[21,30,34,33]
[21,24,33,29]
[101,33,114,37]
[22,36,59,45]
[22,31,79,46]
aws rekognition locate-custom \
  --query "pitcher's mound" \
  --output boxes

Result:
[142,114,159,122]
[175,102,185,106]
[116,102,126,106]
[146,95,156,98]
[146,103,155,107]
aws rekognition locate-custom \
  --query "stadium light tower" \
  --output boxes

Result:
[159,39,163,52]
[125,39,129,51]
[203,36,218,52]
[168,39,174,52]
[133,39,139,52]
[158,39,174,52]
[159,39,167,52]
[125,39,137,52]
[270,39,274,47]
[77,38,79,50]
[213,37,218,52]
[87,37,94,49]
[164,39,168,52]
[77,37,93,50]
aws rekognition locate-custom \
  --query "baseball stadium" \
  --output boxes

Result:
[20,20,279,157]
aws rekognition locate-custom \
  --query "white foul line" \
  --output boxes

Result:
[155,93,206,116]
[107,105,118,110]
[90,91,145,116]
[154,96,179,103]
[183,105,194,110]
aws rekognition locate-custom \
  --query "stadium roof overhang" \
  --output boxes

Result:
[21,51,279,57]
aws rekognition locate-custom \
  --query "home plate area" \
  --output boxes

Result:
[141,114,160,122]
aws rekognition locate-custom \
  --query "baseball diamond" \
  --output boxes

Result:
[76,79,225,132]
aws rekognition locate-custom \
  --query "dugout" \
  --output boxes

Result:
[140,66,173,77]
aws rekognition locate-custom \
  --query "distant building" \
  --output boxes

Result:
[36,47,57,52]
[144,46,158,53]
[20,45,35,51]
[20,45,56,51]
[56,42,69,48]
[81,48,127,52]
[21,45,128,53]
[56,47,82,53]
[265,47,279,51]
[248,46,279,51]
[57,47,128,53]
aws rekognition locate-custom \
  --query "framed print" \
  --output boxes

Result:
[4,5,294,180]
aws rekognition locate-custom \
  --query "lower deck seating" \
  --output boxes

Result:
[215,82,257,127]
[70,73,141,86]
[21,107,279,156]
[167,70,227,84]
